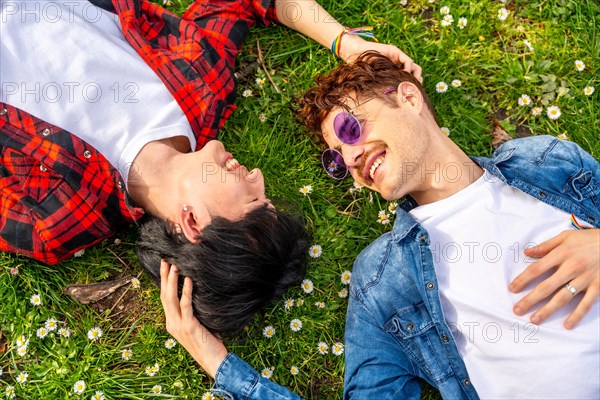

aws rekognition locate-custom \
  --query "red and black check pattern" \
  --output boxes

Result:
[0,0,277,264]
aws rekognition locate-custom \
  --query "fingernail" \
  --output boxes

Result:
[564,320,572,330]
[508,283,516,292]
[531,315,541,324]
[513,306,522,315]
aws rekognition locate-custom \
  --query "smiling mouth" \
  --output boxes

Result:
[225,157,241,171]
[369,154,385,180]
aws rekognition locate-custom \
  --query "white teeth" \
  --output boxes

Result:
[369,156,385,180]
[225,158,240,171]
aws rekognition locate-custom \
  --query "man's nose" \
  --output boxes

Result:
[342,145,365,169]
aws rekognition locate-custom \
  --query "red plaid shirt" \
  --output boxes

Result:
[0,0,277,264]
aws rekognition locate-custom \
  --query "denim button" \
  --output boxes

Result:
[426,282,435,290]
[419,234,427,242]
[406,323,415,331]
[0,108,7,116]
[442,334,449,342]
[539,191,547,198]
[463,379,471,386]
[83,150,92,159]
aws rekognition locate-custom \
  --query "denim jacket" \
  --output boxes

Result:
[211,136,599,399]
[344,135,599,399]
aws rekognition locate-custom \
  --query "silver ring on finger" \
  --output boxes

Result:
[565,283,577,297]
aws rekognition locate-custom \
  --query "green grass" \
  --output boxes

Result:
[1,0,598,398]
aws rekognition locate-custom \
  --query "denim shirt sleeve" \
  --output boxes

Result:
[344,294,423,400]
[213,353,303,400]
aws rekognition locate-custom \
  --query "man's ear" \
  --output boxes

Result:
[395,81,423,112]
[180,204,210,243]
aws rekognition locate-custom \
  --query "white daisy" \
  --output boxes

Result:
[523,39,534,51]
[36,327,48,339]
[435,82,448,93]
[58,328,71,338]
[258,113,267,122]
[145,363,160,377]
[399,0,408,5]
[301,279,314,294]
[242,89,253,98]
[441,14,453,27]
[314,301,326,309]
[87,327,103,341]
[255,77,266,87]
[440,6,450,15]
[341,270,352,285]
[16,372,28,384]
[284,298,295,310]
[121,348,133,361]
[388,202,398,214]
[531,107,542,116]
[584,86,595,96]
[201,393,215,400]
[149,385,161,394]
[74,249,86,257]
[338,288,349,298]
[113,238,122,245]
[440,127,450,136]
[296,298,304,307]
[317,341,329,355]
[263,326,275,338]
[16,335,29,348]
[90,391,105,400]
[377,210,390,225]
[497,7,509,21]
[73,380,86,394]
[457,17,467,29]
[332,342,345,356]
[5,385,16,399]
[451,79,462,88]
[165,338,176,349]
[261,367,274,379]
[45,318,58,331]
[546,105,561,120]
[299,185,312,195]
[575,60,585,72]
[557,133,569,141]
[290,319,303,332]
[16,346,27,357]
[30,294,42,306]
[131,278,141,289]
[308,244,322,258]
[518,94,532,106]
[290,366,299,376]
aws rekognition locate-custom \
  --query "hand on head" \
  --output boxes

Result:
[159,260,228,377]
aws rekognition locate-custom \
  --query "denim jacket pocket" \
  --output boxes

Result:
[567,169,600,203]
[384,302,453,383]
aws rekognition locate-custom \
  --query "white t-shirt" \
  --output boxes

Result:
[410,170,599,399]
[0,0,195,185]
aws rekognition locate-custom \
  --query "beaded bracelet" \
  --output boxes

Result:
[331,26,379,58]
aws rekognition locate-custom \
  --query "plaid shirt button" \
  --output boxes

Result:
[42,128,51,136]
[40,164,48,172]
[83,150,92,159]
[0,108,7,116]
[117,181,123,189]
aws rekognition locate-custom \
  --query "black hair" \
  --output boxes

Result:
[136,205,309,337]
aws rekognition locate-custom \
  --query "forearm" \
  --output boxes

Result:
[275,0,343,50]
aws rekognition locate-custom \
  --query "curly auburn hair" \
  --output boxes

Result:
[297,51,437,142]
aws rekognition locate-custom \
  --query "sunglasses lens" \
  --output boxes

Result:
[333,112,361,145]
[322,149,347,180]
